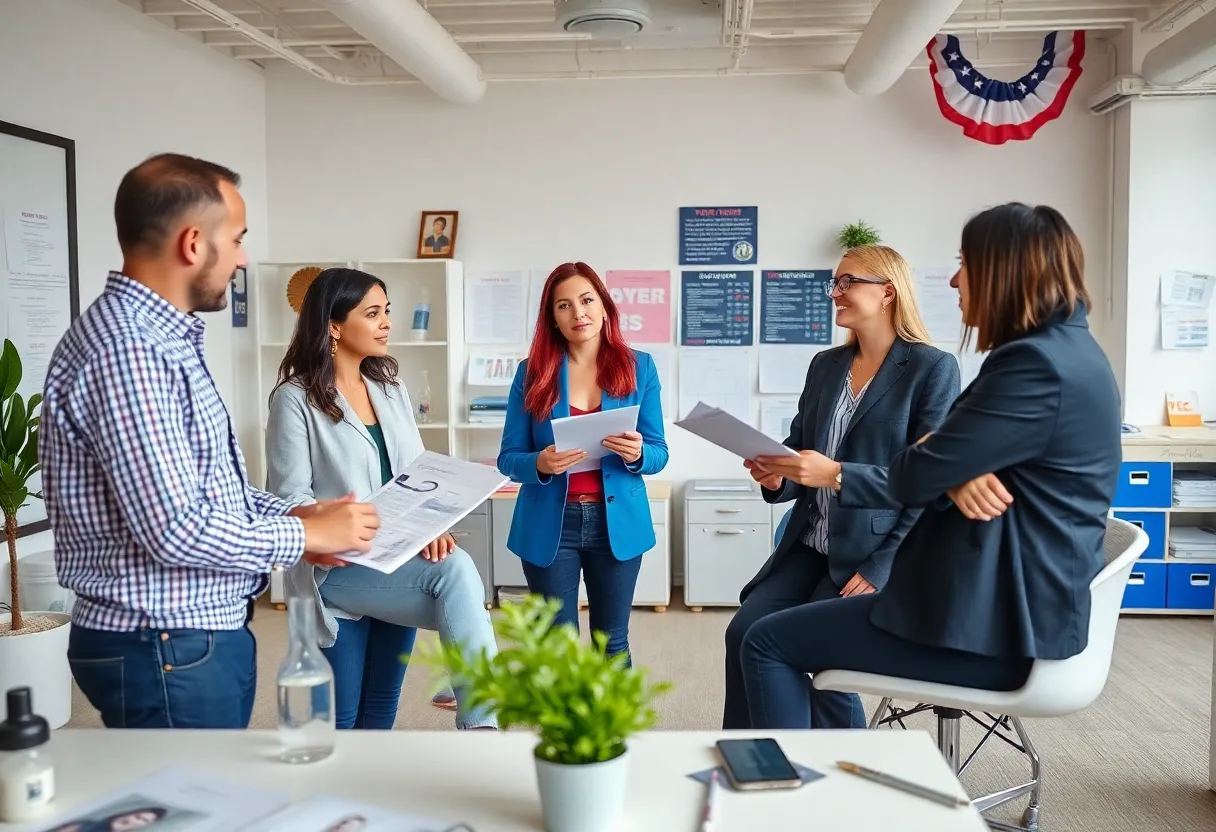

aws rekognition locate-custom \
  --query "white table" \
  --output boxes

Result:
[4,729,987,831]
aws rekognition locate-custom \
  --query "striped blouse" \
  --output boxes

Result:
[803,371,871,554]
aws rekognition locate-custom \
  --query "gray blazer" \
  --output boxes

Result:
[264,378,426,647]
[742,338,961,598]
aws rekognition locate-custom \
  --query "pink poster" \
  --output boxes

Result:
[605,270,671,343]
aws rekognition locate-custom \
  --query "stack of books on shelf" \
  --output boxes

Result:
[1169,527,1216,560]
[469,395,507,425]
[1173,472,1216,508]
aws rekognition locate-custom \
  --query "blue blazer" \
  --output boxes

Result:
[743,338,960,596]
[497,349,669,567]
[874,305,1122,660]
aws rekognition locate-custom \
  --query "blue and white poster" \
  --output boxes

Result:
[681,270,753,346]
[759,270,833,345]
[679,206,758,266]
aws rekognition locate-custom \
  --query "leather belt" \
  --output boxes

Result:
[566,493,604,504]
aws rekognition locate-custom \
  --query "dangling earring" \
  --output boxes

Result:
[330,336,338,357]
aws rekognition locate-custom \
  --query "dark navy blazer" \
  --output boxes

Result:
[873,305,1122,660]
[743,338,961,598]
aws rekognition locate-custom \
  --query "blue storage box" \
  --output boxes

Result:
[1166,562,1216,611]
[1121,561,1167,609]
[1113,462,1172,508]
[1112,511,1166,559]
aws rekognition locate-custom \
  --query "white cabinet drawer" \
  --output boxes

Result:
[687,500,770,525]
[684,523,771,607]
[649,499,667,526]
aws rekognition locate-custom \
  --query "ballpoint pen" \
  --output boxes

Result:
[700,769,721,832]
[836,761,969,809]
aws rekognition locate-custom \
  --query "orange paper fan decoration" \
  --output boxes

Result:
[286,266,323,312]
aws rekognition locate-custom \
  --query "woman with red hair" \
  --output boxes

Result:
[498,262,668,664]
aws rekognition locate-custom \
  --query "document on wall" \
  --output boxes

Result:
[678,347,751,422]
[915,267,963,343]
[4,207,69,277]
[465,270,526,344]
[676,402,798,461]
[467,350,525,387]
[644,343,677,418]
[1161,269,1216,309]
[551,404,641,474]
[761,397,800,442]
[341,452,508,574]
[758,345,821,394]
[1161,307,1209,349]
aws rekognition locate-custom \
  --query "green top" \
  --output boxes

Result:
[365,422,393,486]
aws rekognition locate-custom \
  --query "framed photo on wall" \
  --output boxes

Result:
[417,211,458,259]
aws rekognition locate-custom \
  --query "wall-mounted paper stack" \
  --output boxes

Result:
[674,401,798,461]
[1168,527,1216,560]
[1173,472,1216,508]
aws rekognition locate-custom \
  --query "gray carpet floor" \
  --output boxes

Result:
[68,592,1216,831]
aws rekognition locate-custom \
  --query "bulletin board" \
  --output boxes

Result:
[0,120,81,538]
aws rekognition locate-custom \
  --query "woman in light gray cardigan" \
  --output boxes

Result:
[265,267,497,730]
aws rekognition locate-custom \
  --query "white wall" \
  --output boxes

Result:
[0,0,268,584]
[265,61,1112,525]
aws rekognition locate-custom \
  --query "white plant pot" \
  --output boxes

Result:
[0,613,72,729]
[533,746,631,832]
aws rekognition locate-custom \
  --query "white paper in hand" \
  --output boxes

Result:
[675,401,799,461]
[551,405,641,474]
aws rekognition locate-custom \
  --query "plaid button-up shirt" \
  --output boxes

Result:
[40,273,305,631]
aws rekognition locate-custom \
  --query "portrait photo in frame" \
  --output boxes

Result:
[416,211,458,259]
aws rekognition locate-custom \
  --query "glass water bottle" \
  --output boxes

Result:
[416,370,433,424]
[276,593,335,764]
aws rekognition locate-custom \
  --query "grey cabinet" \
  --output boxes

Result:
[684,480,772,610]
[450,500,492,607]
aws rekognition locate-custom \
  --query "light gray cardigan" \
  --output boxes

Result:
[264,378,425,648]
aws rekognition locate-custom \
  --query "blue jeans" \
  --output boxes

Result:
[321,617,417,729]
[742,592,1033,730]
[724,544,866,730]
[68,624,256,729]
[318,548,497,729]
[521,502,642,665]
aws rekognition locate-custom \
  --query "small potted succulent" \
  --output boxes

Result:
[837,220,882,250]
[425,595,670,832]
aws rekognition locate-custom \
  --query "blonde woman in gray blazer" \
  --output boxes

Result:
[266,268,497,730]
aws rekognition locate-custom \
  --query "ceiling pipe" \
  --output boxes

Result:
[319,0,487,103]
[1142,7,1216,85]
[842,0,965,95]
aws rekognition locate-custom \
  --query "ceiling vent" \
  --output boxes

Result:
[555,0,652,37]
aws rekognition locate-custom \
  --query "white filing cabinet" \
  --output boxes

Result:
[490,482,672,611]
[684,479,772,611]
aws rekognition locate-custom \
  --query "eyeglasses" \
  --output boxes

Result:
[824,274,888,296]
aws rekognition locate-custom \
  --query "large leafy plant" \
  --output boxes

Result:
[0,339,42,633]
[424,595,671,765]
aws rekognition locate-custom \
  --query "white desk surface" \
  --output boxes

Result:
[5,729,987,832]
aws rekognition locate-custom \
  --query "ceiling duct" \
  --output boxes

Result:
[555,0,652,37]
[320,0,487,104]
[1141,7,1216,86]
[843,0,965,96]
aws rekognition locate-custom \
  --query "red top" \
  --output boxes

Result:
[566,405,604,496]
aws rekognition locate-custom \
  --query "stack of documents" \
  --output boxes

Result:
[1173,472,1216,508]
[1168,527,1216,560]
[468,396,507,424]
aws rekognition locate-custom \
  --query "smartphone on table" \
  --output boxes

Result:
[715,738,801,791]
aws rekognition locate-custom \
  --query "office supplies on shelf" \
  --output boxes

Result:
[550,405,641,473]
[835,761,968,809]
[699,768,720,832]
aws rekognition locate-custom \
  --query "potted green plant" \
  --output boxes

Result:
[0,338,72,728]
[426,595,671,832]
[837,220,882,250]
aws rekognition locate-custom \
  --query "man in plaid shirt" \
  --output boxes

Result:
[41,153,379,729]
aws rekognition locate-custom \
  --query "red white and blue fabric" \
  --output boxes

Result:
[926,31,1086,145]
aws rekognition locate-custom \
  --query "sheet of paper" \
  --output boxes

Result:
[527,267,548,340]
[915,267,963,343]
[244,795,463,832]
[956,349,987,389]
[467,350,524,387]
[465,270,526,344]
[551,404,641,474]
[678,347,751,422]
[643,343,677,418]
[1161,306,1209,349]
[341,452,508,574]
[30,767,289,832]
[761,397,800,441]
[758,345,821,394]
[7,284,70,396]
[1161,270,1216,308]
[4,207,68,277]
[675,402,797,461]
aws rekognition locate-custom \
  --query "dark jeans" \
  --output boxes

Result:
[321,616,418,730]
[522,502,642,665]
[741,592,1034,730]
[68,624,257,729]
[724,545,866,730]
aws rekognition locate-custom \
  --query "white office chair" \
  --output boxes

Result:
[814,517,1149,832]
